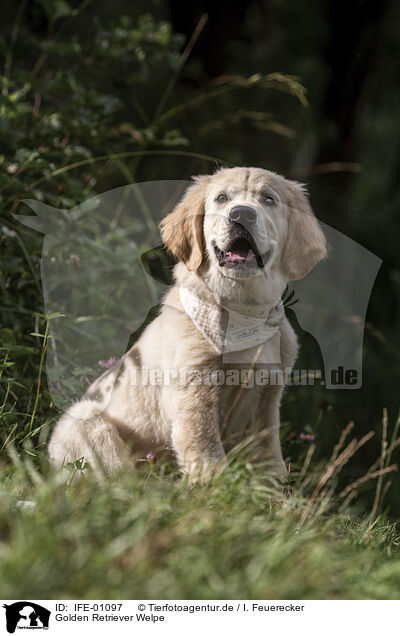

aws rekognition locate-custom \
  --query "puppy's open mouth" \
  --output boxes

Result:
[213,236,270,269]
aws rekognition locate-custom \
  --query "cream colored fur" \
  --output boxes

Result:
[48,167,327,483]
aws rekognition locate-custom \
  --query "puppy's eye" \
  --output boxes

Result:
[262,194,275,206]
[216,193,228,203]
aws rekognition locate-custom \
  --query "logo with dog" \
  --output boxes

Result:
[3,602,51,633]
[15,180,382,408]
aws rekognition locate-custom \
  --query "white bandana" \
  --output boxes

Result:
[179,286,284,356]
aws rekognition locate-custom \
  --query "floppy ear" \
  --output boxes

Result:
[281,181,327,280]
[159,176,209,272]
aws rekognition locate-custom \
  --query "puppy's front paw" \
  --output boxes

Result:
[186,456,228,486]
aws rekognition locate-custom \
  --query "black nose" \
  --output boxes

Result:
[229,205,257,225]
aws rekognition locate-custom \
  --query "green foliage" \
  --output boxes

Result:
[0,10,185,210]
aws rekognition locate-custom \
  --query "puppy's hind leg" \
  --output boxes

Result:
[48,399,131,477]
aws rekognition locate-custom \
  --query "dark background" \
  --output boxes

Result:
[0,0,399,511]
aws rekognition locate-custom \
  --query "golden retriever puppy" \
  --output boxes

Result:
[48,167,327,482]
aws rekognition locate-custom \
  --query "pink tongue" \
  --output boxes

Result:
[226,250,249,262]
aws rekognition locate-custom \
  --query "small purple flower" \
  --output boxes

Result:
[300,432,315,442]
[98,356,118,370]
[146,451,155,461]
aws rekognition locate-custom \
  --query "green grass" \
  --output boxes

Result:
[0,447,399,600]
